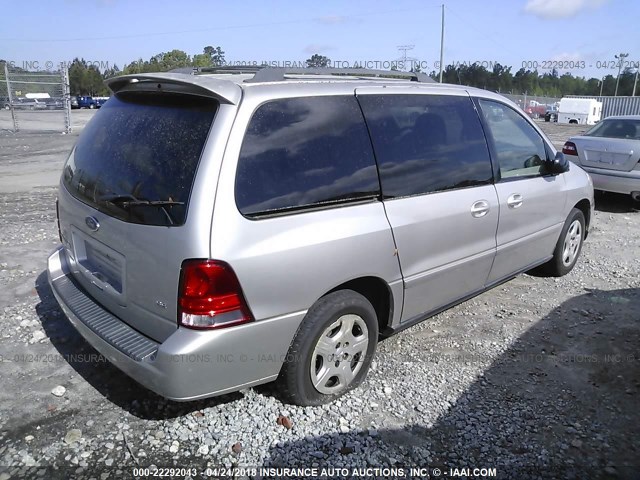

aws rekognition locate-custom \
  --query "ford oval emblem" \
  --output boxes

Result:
[85,216,100,232]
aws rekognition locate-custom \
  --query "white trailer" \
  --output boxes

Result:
[557,98,602,125]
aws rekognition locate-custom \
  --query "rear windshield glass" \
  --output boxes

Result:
[63,93,217,226]
[585,118,640,140]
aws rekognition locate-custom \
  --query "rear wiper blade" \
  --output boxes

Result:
[99,194,184,208]
[98,194,184,225]
[119,199,185,208]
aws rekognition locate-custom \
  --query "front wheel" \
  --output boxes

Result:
[540,208,585,276]
[276,290,378,406]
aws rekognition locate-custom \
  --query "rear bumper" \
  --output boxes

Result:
[583,167,640,195]
[47,246,305,401]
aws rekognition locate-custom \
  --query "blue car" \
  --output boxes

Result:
[76,96,96,109]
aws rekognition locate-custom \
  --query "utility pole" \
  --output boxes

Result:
[439,4,445,83]
[3,63,17,133]
[599,76,604,96]
[633,63,639,97]
[614,52,628,96]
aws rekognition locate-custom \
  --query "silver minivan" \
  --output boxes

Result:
[48,68,594,406]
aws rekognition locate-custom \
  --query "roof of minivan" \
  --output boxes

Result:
[106,70,507,106]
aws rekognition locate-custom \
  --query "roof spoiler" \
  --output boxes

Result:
[105,72,242,105]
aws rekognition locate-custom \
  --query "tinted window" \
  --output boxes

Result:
[358,94,492,198]
[477,99,549,179]
[585,118,640,140]
[235,96,379,217]
[63,93,217,226]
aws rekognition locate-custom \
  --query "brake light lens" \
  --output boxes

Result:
[178,260,253,329]
[562,141,578,155]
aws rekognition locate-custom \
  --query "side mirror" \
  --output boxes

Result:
[548,151,570,174]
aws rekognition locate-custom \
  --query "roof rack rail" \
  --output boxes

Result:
[169,65,264,75]
[246,67,434,83]
[169,66,434,83]
[169,67,198,75]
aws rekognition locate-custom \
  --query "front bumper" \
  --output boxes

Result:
[47,246,305,401]
[583,167,640,195]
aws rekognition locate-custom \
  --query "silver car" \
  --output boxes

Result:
[48,68,594,406]
[563,115,640,201]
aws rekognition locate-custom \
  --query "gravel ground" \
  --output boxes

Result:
[0,121,638,479]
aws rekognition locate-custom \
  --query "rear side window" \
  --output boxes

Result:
[358,94,492,198]
[63,93,217,226]
[235,96,379,217]
[585,118,640,140]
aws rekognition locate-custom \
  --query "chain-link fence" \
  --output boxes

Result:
[1,63,71,133]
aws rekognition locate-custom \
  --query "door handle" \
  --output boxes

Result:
[507,193,523,209]
[471,200,490,218]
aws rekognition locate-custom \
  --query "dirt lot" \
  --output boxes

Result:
[0,109,95,135]
[0,117,638,479]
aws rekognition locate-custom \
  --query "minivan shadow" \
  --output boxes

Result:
[261,288,639,478]
[34,271,241,420]
[594,191,639,213]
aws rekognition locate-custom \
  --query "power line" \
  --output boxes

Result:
[0,6,442,43]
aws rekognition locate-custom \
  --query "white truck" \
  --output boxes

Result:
[557,98,602,125]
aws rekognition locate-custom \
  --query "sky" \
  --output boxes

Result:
[1,0,638,81]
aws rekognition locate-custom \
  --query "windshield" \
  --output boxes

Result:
[63,92,217,226]
[585,118,640,140]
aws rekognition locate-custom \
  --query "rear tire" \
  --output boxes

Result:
[276,290,378,406]
[539,208,585,277]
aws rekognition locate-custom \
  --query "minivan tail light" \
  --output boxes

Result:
[562,141,578,155]
[178,260,253,329]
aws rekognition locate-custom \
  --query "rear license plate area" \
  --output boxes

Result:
[71,229,125,294]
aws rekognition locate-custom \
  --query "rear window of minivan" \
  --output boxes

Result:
[235,96,379,218]
[63,93,217,226]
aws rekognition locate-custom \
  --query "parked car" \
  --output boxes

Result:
[94,96,110,108]
[525,103,547,119]
[44,97,64,110]
[12,98,47,110]
[70,97,79,109]
[48,68,594,406]
[563,115,640,201]
[1,96,10,109]
[76,96,96,109]
[544,107,558,122]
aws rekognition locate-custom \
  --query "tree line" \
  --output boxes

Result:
[4,47,637,97]
[435,62,637,97]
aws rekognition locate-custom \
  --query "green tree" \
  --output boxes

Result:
[102,64,121,80]
[203,46,225,66]
[192,53,212,68]
[306,54,331,68]
[160,50,191,70]
[68,58,110,95]
[490,63,513,93]
[122,58,147,75]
